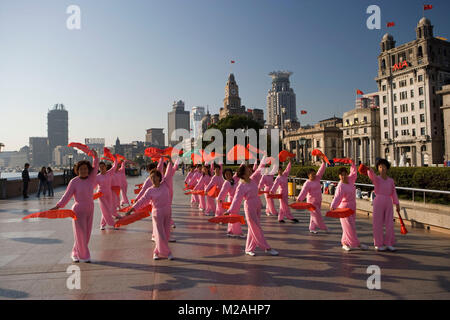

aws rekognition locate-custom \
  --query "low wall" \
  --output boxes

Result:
[0,175,66,199]
[291,181,450,234]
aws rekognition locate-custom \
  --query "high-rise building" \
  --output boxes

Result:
[85,138,105,156]
[219,74,245,119]
[47,104,68,157]
[167,100,190,146]
[375,18,450,166]
[29,137,50,167]
[145,129,165,147]
[267,71,297,127]
[438,84,450,163]
[191,106,206,140]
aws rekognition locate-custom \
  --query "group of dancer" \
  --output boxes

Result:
[48,149,401,263]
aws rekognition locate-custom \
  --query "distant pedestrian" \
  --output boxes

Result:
[22,163,30,199]
[46,167,54,197]
[37,167,47,198]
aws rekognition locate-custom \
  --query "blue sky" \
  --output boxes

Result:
[1,0,449,151]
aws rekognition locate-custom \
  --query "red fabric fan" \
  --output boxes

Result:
[131,199,135,204]
[111,186,121,196]
[191,153,204,165]
[326,208,355,219]
[208,214,245,225]
[68,142,94,156]
[333,158,353,164]
[358,164,369,176]
[267,194,283,199]
[221,202,231,210]
[114,208,151,228]
[226,144,254,162]
[278,150,295,162]
[93,192,103,200]
[397,211,408,235]
[103,147,115,161]
[118,205,133,213]
[116,154,126,162]
[135,183,143,188]
[311,149,330,165]
[207,185,220,198]
[258,190,269,195]
[134,188,142,194]
[22,209,77,221]
[185,190,205,196]
[145,147,163,158]
[289,202,316,211]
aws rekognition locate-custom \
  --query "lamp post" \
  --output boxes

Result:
[299,138,306,166]
[68,154,73,178]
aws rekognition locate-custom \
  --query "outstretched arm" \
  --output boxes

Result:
[296,182,310,202]
[316,161,326,181]
[348,161,357,184]
[330,184,344,210]
[282,160,292,177]
[88,151,99,182]
[226,183,245,214]
[55,179,76,209]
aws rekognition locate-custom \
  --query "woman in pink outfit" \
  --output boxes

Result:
[184,166,195,189]
[50,150,99,263]
[205,163,224,217]
[118,160,130,207]
[258,164,278,217]
[127,169,173,260]
[134,163,158,203]
[367,158,401,252]
[162,158,180,238]
[226,158,279,256]
[111,163,122,211]
[270,159,299,223]
[330,162,368,251]
[218,168,244,237]
[296,159,328,234]
[96,157,120,230]
[188,165,202,206]
[193,165,212,215]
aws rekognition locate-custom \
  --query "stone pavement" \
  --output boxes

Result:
[0,172,449,300]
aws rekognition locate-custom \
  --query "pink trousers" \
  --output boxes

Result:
[278,195,294,221]
[120,183,129,206]
[245,202,271,252]
[309,201,328,231]
[198,195,206,211]
[339,203,360,247]
[215,200,225,216]
[372,195,396,247]
[264,194,278,215]
[152,206,172,257]
[71,203,94,260]
[227,221,243,235]
[205,196,215,214]
[99,192,116,227]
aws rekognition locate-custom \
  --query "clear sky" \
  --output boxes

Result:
[1,0,449,151]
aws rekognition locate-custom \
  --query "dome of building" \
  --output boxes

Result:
[418,17,431,26]
[382,33,393,41]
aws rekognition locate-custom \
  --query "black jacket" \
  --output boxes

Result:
[38,172,47,182]
[22,169,30,182]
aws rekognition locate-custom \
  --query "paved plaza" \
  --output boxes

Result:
[1,172,450,300]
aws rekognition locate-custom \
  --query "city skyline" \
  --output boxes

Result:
[1,0,450,151]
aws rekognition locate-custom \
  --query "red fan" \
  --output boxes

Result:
[134,188,142,194]
[204,151,224,163]
[135,183,143,188]
[114,207,152,228]
[311,149,330,165]
[208,214,245,225]
[358,164,369,176]
[278,150,295,163]
[333,158,353,164]
[118,205,133,213]
[267,194,283,199]
[184,190,205,196]
[226,144,254,162]
[326,208,355,219]
[131,199,135,204]
[93,192,103,200]
[221,202,231,210]
[258,190,269,195]
[68,142,94,157]
[207,185,220,198]
[289,202,316,211]
[103,147,115,161]
[191,153,204,165]
[22,209,77,221]
[111,186,121,196]
[145,147,163,158]
[116,154,126,162]
[397,210,408,235]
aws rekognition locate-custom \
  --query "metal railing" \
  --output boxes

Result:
[288,177,450,205]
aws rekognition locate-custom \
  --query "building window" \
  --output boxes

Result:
[382,85,386,91]
[420,114,425,122]
[421,145,427,152]
[421,127,426,136]
[412,116,415,124]
[384,119,388,127]
[394,93,397,102]
[410,89,414,98]
[395,131,398,137]
[383,96,387,104]
[384,132,389,139]
[363,116,367,122]
[394,118,398,126]
[383,107,387,115]
[394,106,398,114]
[400,104,408,112]
[393,82,397,89]
[401,117,408,125]
[419,87,424,95]
[410,78,414,85]
[411,102,415,110]
[399,80,407,87]
[354,128,358,134]
[418,74,424,82]
[364,128,367,134]
[412,128,416,136]
[419,100,424,109]
[316,141,320,148]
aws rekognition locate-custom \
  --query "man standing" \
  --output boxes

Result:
[22,163,30,199]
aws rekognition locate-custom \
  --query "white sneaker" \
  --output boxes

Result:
[245,251,256,256]
[375,246,387,251]
[100,226,105,230]
[71,256,79,263]
[151,235,155,242]
[386,246,397,252]
[153,254,160,260]
[266,248,279,256]
[168,254,174,260]
[359,244,369,250]
[342,245,351,251]
[266,213,271,216]
[226,233,234,237]
[309,230,318,234]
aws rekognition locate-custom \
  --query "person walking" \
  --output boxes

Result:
[46,167,54,197]
[22,163,30,199]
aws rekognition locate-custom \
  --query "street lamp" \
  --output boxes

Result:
[299,138,306,166]
[68,154,73,178]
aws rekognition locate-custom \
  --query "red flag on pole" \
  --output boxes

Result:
[387,22,395,28]
[424,4,433,10]
[356,89,364,95]
[300,110,307,115]
[231,60,235,64]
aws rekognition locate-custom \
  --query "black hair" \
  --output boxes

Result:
[237,165,247,179]
[149,168,162,182]
[99,161,106,166]
[74,160,93,176]
[24,163,30,168]
[307,168,316,176]
[338,167,348,176]
[106,163,112,170]
[146,163,157,171]
[376,158,391,170]
[222,168,234,185]
[47,167,53,172]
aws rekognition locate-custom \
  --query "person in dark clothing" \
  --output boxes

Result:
[46,167,54,197]
[37,167,47,198]
[22,163,30,199]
